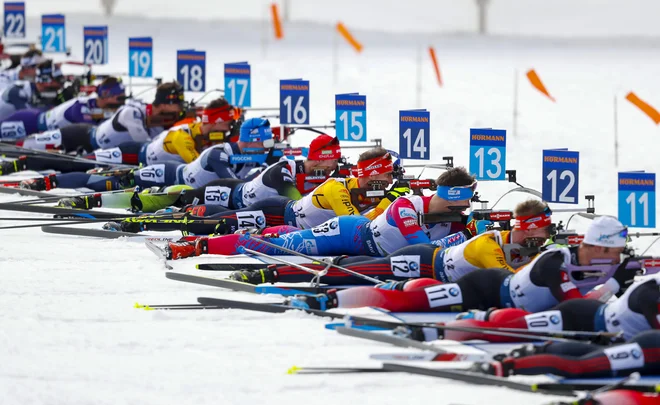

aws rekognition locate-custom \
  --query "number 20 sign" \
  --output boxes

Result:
[469,128,506,181]
[542,149,579,204]
[399,109,429,160]
[618,171,655,228]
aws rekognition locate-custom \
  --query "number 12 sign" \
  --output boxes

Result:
[336,93,366,142]
[542,149,579,204]
[618,171,655,228]
[469,128,506,181]
[280,79,309,125]
[399,109,429,160]
[224,62,251,107]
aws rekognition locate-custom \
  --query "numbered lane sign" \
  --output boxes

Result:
[399,109,430,160]
[41,14,66,53]
[83,26,108,65]
[128,37,153,78]
[542,149,579,204]
[4,2,25,38]
[224,62,251,107]
[469,128,506,181]
[336,93,367,142]
[280,79,309,125]
[177,49,206,92]
[618,171,656,228]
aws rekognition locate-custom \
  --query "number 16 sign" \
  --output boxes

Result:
[469,128,506,181]
[618,171,655,228]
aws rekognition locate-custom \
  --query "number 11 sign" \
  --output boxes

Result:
[618,171,655,228]
[399,109,429,160]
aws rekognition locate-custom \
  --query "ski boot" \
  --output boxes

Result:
[0,156,27,175]
[469,361,513,377]
[229,265,279,285]
[57,194,102,209]
[166,237,208,260]
[285,290,338,311]
[20,173,58,191]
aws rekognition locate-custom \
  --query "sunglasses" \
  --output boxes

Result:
[600,227,628,240]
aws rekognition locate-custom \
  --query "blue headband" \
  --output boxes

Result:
[97,82,125,98]
[436,183,477,201]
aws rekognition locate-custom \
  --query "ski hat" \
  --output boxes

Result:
[36,61,63,83]
[308,134,341,160]
[239,117,274,146]
[97,80,126,98]
[154,82,185,106]
[584,216,628,248]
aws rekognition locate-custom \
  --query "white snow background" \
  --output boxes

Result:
[2,1,660,404]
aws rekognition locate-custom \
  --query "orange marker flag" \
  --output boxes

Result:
[526,69,555,102]
[626,92,660,124]
[271,3,284,40]
[336,22,363,53]
[428,47,442,86]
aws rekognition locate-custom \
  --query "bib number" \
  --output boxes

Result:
[604,343,644,371]
[390,255,421,278]
[204,185,231,207]
[94,148,123,164]
[138,164,166,184]
[235,211,266,229]
[1,121,26,139]
[424,283,463,308]
[33,129,62,147]
[523,310,563,332]
[311,219,340,236]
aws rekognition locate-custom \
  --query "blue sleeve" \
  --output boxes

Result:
[63,101,87,124]
[5,85,29,110]
[206,148,237,179]
[430,231,468,249]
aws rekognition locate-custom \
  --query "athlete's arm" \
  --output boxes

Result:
[387,198,431,245]
[164,129,199,163]
[535,252,583,301]
[117,107,151,143]
[324,181,361,216]
[206,148,238,179]
[462,234,515,271]
[630,280,660,329]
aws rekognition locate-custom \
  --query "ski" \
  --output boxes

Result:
[145,241,173,270]
[0,186,53,198]
[287,365,392,375]
[196,296,345,319]
[41,225,178,242]
[0,202,138,218]
[196,263,270,271]
[165,272,322,294]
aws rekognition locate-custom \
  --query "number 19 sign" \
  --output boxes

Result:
[618,171,655,228]
[399,109,429,160]
[224,62,251,107]
[336,93,366,142]
[128,37,152,78]
[4,2,25,38]
[280,79,309,125]
[41,14,66,53]
[469,128,506,181]
[177,50,206,92]
[83,26,108,65]
[542,149,579,204]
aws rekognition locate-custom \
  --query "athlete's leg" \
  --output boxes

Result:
[0,108,44,138]
[177,178,246,208]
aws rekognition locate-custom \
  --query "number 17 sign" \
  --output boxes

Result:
[399,109,429,160]
[618,171,655,228]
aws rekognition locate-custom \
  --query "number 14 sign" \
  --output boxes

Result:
[399,109,429,160]
[618,171,655,228]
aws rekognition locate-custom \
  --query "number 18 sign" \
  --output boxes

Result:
[542,149,579,204]
[224,62,251,107]
[280,79,309,125]
[336,93,366,142]
[618,171,655,228]
[469,128,506,181]
[177,49,206,92]
[399,109,429,160]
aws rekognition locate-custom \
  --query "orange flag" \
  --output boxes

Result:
[271,3,283,40]
[428,47,442,86]
[526,69,555,102]
[336,22,363,53]
[626,92,660,124]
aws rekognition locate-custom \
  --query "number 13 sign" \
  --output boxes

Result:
[469,128,506,181]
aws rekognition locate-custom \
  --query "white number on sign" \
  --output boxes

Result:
[474,147,502,178]
[339,111,364,141]
[402,128,427,159]
[227,78,248,106]
[6,13,24,37]
[130,51,151,77]
[84,39,104,64]
[546,169,576,203]
[626,192,649,226]
[180,64,204,92]
[44,26,64,52]
[283,95,307,124]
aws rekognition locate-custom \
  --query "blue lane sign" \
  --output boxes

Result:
[4,2,25,38]
[542,149,579,204]
[177,49,206,92]
[399,109,430,160]
[469,128,506,181]
[41,14,66,53]
[83,26,108,65]
[280,79,309,125]
[336,93,366,142]
[128,37,152,78]
[224,62,251,107]
[618,171,656,228]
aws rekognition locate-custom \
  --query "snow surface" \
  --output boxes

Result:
[2,3,660,404]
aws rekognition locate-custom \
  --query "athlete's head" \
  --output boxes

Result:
[579,216,628,265]
[95,77,126,109]
[150,81,185,127]
[511,200,553,246]
[430,167,477,212]
[304,134,341,176]
[356,147,395,188]
[18,49,43,81]
[197,98,237,150]
[34,60,63,94]
[238,117,274,153]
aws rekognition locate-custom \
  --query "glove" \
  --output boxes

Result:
[375,280,406,291]
[385,185,410,202]
[462,212,492,238]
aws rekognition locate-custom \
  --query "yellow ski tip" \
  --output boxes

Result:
[287,366,301,375]
[530,384,538,392]
[143,305,154,311]
[134,302,144,308]
[195,264,201,269]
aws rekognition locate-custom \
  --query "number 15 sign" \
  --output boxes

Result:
[618,171,655,228]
